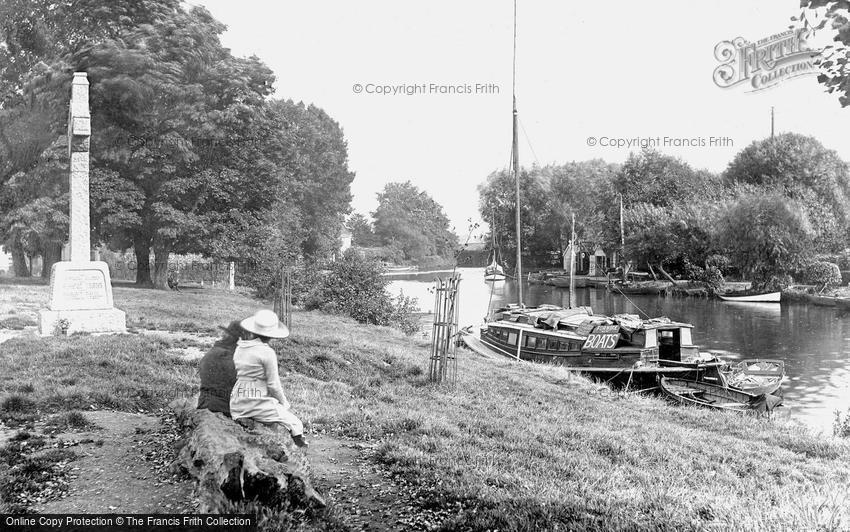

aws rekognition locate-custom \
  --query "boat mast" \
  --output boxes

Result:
[512,0,522,306]
[619,192,626,280]
[569,212,575,308]
[491,207,498,264]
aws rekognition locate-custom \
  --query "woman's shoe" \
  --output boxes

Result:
[292,434,309,448]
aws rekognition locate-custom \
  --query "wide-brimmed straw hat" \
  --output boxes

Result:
[240,309,290,339]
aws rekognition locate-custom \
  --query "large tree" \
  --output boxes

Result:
[266,99,354,260]
[373,181,457,262]
[0,136,68,277]
[624,200,723,281]
[78,5,280,287]
[546,160,620,257]
[723,133,850,252]
[713,193,814,291]
[0,0,187,279]
[1,1,355,289]
[347,212,378,247]
[614,149,723,208]
[477,167,558,268]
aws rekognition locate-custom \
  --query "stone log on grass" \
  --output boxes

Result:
[171,399,324,510]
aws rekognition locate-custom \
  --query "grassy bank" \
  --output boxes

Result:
[1,282,849,530]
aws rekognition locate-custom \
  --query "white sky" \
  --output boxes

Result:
[194,0,849,235]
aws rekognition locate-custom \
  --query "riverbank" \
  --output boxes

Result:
[1,282,849,530]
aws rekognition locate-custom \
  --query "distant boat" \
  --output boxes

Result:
[484,210,507,282]
[484,259,506,282]
[659,377,782,413]
[545,275,571,288]
[717,291,780,303]
[609,281,669,295]
[383,265,418,273]
[804,293,836,307]
[719,359,785,396]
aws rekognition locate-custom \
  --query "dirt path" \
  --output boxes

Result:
[308,434,453,531]
[31,410,195,513]
[12,408,450,527]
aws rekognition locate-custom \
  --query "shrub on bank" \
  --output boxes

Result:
[684,261,724,290]
[835,407,850,438]
[304,250,419,335]
[806,261,842,292]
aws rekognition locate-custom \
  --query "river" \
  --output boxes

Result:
[387,267,850,434]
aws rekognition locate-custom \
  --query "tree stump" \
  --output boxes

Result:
[170,399,325,511]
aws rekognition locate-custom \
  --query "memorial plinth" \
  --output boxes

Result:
[38,261,126,336]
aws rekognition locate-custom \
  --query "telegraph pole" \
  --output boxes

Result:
[771,106,775,138]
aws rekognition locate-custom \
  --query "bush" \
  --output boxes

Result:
[834,407,850,438]
[705,254,731,273]
[304,250,419,335]
[391,292,421,336]
[684,261,724,290]
[763,274,793,292]
[806,261,842,291]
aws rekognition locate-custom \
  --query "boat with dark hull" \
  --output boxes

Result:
[659,377,782,413]
[474,305,724,386]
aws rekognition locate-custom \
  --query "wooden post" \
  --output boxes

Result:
[283,268,292,330]
[273,265,282,317]
[273,266,292,330]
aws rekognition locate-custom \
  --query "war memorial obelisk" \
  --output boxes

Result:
[38,72,126,336]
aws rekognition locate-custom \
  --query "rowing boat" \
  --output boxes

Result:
[659,377,782,413]
[720,359,785,395]
[717,291,780,303]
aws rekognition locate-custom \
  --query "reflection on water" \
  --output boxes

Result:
[387,267,850,433]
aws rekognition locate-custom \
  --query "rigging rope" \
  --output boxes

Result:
[485,275,496,323]
[612,285,651,319]
[518,117,540,167]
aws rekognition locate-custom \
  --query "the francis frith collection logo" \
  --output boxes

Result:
[713,28,820,91]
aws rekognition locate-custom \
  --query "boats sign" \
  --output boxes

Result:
[713,28,820,92]
[583,325,620,351]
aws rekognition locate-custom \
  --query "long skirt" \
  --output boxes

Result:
[229,377,303,436]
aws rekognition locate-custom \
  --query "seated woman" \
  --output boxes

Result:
[197,320,242,416]
[230,309,308,448]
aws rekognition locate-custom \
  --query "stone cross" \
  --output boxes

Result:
[68,72,92,262]
[38,72,126,336]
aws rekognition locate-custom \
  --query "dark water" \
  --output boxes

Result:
[387,267,850,433]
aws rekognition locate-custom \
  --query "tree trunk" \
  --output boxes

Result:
[647,262,658,281]
[41,242,63,279]
[12,247,30,277]
[134,237,153,286]
[171,399,324,512]
[656,263,679,286]
[152,242,171,290]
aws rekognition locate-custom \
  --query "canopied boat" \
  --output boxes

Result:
[474,305,723,386]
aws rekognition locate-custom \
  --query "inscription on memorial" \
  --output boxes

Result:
[52,269,109,310]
